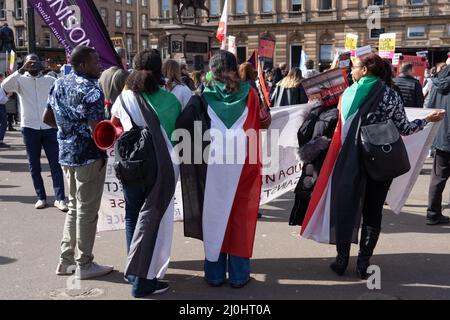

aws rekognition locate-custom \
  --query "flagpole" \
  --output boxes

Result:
[217,0,229,51]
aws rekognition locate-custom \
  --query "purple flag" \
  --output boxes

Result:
[29,0,122,69]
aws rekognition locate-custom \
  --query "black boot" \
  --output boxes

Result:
[330,242,351,276]
[356,225,380,279]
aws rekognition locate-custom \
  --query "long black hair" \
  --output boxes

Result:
[126,49,165,94]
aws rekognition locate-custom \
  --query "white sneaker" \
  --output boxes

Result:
[75,262,114,280]
[35,199,47,209]
[54,200,69,212]
[55,263,76,275]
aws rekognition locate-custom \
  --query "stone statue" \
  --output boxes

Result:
[0,23,15,52]
[175,0,211,25]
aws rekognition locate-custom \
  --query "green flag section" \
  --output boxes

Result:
[203,81,250,129]
[341,75,378,121]
[143,90,181,144]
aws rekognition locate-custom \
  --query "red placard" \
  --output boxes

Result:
[258,39,276,61]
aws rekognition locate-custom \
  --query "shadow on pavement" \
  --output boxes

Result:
[0,195,38,204]
[161,253,450,300]
[0,256,18,265]
[0,162,50,173]
[381,210,450,234]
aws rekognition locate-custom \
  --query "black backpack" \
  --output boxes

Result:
[113,93,158,188]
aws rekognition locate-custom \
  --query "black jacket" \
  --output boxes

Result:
[270,85,308,108]
[428,66,450,151]
[394,75,424,108]
[289,106,338,226]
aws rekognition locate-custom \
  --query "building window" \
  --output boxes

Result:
[162,0,170,18]
[16,27,25,47]
[44,32,52,48]
[410,0,424,5]
[115,0,121,3]
[210,0,221,16]
[236,0,245,14]
[115,11,122,27]
[448,25,450,36]
[370,28,385,39]
[142,14,148,29]
[126,0,132,4]
[408,26,425,38]
[142,0,148,7]
[371,0,384,5]
[291,45,302,68]
[237,46,247,64]
[262,0,273,13]
[15,0,23,19]
[320,0,332,10]
[320,44,333,62]
[0,1,5,20]
[126,35,133,52]
[210,0,220,15]
[292,0,302,11]
[126,12,133,28]
[100,8,108,26]
[142,37,149,49]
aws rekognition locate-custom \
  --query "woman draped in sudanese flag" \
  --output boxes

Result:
[300,53,444,279]
[176,50,263,288]
[111,49,182,298]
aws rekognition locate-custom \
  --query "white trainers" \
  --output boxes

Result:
[75,262,114,280]
[55,263,76,275]
[54,200,69,212]
[35,199,47,209]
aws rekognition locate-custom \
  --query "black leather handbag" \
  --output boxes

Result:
[360,119,411,181]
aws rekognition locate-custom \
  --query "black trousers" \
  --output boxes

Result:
[362,176,393,230]
[427,149,450,218]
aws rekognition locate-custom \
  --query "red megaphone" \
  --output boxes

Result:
[93,120,124,150]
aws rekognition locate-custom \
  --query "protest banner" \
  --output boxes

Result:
[301,69,350,107]
[396,55,429,86]
[8,50,15,73]
[97,105,440,232]
[355,45,372,58]
[228,36,237,56]
[258,38,276,66]
[345,33,358,57]
[29,0,122,69]
[386,108,442,213]
[111,37,125,49]
[379,33,396,59]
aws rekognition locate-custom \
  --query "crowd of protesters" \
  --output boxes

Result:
[0,45,449,298]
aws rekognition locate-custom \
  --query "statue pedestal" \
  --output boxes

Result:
[163,24,215,71]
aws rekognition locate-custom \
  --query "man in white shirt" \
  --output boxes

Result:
[2,54,67,212]
[0,73,9,148]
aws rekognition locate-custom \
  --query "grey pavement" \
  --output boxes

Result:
[0,128,449,300]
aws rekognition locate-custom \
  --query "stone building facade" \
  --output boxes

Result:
[1,0,449,68]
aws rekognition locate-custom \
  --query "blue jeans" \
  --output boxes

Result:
[0,105,6,142]
[22,127,65,201]
[123,183,151,253]
[204,253,250,286]
[123,183,152,287]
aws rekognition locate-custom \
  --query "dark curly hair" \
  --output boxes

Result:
[126,49,165,94]
[358,53,385,79]
[209,50,241,93]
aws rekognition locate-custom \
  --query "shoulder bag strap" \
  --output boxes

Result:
[119,93,138,128]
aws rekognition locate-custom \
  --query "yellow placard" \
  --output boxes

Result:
[379,33,396,58]
[345,33,358,51]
